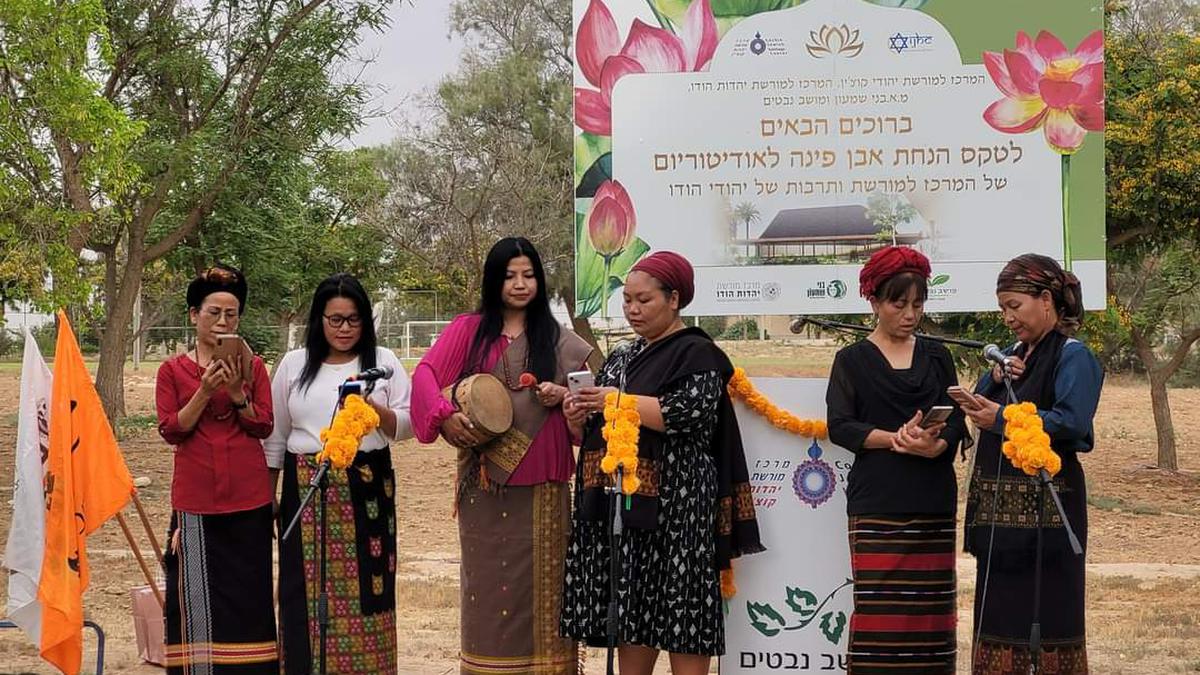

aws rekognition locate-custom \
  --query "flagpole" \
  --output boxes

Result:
[116,512,164,608]
[130,492,164,566]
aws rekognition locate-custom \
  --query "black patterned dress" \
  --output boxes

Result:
[560,338,726,655]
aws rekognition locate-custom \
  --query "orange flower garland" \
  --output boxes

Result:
[600,391,641,495]
[727,367,828,439]
[1002,402,1061,477]
[317,394,381,469]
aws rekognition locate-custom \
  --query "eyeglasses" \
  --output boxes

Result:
[323,314,363,328]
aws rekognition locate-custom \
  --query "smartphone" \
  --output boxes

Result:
[920,405,954,428]
[946,386,981,411]
[212,334,246,366]
[567,370,595,394]
[339,380,364,401]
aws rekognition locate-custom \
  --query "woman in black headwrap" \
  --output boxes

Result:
[559,251,763,674]
[962,254,1103,675]
[155,265,278,673]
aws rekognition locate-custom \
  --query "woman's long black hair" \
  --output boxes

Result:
[463,237,560,382]
[297,273,378,391]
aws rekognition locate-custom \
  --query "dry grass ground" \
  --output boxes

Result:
[0,340,1197,673]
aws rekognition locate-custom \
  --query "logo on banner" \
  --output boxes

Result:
[743,577,853,643]
[889,31,935,54]
[732,31,788,57]
[806,25,864,59]
[793,440,837,509]
[928,273,957,300]
[716,281,781,302]
[805,279,846,300]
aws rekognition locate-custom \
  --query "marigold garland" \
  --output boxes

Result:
[727,367,828,439]
[317,394,381,469]
[1002,402,1062,477]
[600,391,641,495]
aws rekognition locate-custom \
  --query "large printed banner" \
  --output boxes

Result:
[727,378,854,672]
[573,0,1106,317]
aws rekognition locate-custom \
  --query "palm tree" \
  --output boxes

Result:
[732,202,761,258]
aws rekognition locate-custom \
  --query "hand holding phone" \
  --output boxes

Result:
[947,386,982,411]
[566,370,595,395]
[919,405,954,429]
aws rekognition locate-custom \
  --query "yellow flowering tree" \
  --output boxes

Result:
[1106,19,1200,471]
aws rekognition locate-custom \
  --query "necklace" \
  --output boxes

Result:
[499,348,531,391]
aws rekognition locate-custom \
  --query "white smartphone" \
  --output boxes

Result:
[946,386,982,411]
[920,405,954,428]
[567,370,595,394]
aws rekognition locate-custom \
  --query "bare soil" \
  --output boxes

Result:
[0,342,1197,673]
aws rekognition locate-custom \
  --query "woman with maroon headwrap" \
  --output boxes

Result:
[962,254,1102,674]
[559,251,763,674]
[825,246,968,674]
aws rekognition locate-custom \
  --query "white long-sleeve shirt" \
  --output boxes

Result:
[264,347,413,469]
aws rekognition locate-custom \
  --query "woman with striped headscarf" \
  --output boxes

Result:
[962,254,1103,674]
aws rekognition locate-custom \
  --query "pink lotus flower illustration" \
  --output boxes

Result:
[587,180,637,258]
[983,29,1103,271]
[574,0,718,136]
[982,30,1104,154]
[586,179,638,317]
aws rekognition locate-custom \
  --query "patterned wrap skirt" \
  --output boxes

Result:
[278,450,397,675]
[164,504,279,674]
[457,481,579,674]
[846,514,957,674]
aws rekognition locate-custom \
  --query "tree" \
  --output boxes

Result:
[0,0,392,418]
[1106,18,1200,470]
[732,201,760,257]
[370,0,604,363]
[865,192,916,247]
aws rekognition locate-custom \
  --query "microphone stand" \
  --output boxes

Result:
[282,381,358,675]
[792,316,986,348]
[605,464,624,675]
[994,365,1083,675]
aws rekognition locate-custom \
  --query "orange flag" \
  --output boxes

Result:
[38,311,134,674]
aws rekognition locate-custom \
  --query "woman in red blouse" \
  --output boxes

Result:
[155,265,278,674]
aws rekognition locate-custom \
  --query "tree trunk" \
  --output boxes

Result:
[1148,369,1178,471]
[95,253,145,421]
[561,286,604,372]
[1132,328,1178,471]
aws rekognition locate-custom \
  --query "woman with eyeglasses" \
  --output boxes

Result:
[155,265,278,673]
[265,273,413,675]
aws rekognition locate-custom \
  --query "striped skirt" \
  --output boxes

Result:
[847,514,957,674]
[164,504,279,674]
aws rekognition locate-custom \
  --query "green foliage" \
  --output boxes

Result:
[698,316,729,338]
[1,0,396,415]
[372,0,576,312]
[723,318,760,340]
[865,192,917,245]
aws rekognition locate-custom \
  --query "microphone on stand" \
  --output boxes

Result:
[982,343,1011,367]
[347,365,395,382]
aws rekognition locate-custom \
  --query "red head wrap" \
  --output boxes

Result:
[858,246,930,298]
[630,251,695,308]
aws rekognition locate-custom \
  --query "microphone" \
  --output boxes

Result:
[347,365,395,382]
[983,344,1011,367]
